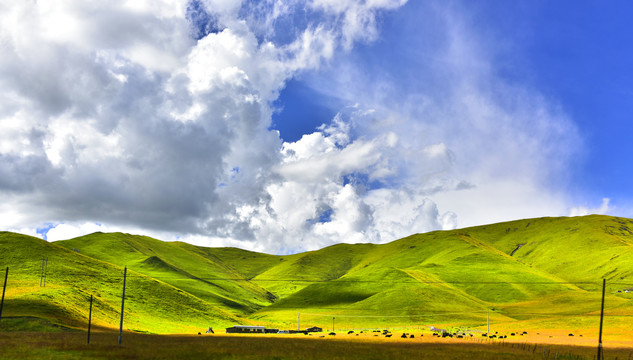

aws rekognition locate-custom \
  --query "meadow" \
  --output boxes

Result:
[2,215,633,358]
[2,330,631,360]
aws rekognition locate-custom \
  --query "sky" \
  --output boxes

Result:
[1,0,632,254]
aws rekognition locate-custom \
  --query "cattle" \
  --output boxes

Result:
[348,331,354,334]
[401,333,407,338]
[385,334,392,338]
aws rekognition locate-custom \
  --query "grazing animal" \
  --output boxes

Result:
[410,335,414,338]
[401,333,407,338]
[348,331,354,334]
[385,334,392,338]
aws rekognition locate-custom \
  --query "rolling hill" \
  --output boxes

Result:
[1,215,633,334]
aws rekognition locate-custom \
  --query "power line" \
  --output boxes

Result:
[298,312,483,318]
[26,272,631,286]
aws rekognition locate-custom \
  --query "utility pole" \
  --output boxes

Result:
[332,317,335,333]
[87,295,93,344]
[0,267,8,325]
[298,313,300,331]
[487,308,489,334]
[118,267,127,346]
[40,258,48,287]
[597,279,606,360]
[43,258,48,287]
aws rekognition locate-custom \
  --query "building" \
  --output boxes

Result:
[225,325,267,334]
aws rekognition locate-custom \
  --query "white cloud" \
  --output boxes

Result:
[45,223,110,242]
[1,1,611,255]
[309,0,408,49]
[569,198,611,217]
[0,0,412,253]
[276,2,591,242]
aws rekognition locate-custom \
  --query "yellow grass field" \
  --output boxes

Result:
[2,329,633,360]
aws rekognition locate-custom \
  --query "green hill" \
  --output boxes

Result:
[0,232,240,333]
[59,232,277,315]
[1,215,633,334]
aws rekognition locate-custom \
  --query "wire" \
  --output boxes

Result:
[27,272,629,286]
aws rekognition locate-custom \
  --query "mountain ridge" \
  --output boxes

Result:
[1,215,633,333]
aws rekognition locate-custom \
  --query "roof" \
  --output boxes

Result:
[228,325,266,329]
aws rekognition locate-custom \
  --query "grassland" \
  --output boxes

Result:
[1,214,633,345]
[3,331,633,360]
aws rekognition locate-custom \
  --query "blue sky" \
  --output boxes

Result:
[467,1,632,203]
[272,0,633,215]
[0,0,630,253]
[524,2,633,204]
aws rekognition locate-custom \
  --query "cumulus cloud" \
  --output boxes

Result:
[1,1,606,254]
[285,2,588,234]
[0,0,415,253]
[569,198,611,217]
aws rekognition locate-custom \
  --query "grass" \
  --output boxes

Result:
[2,215,633,335]
[0,232,241,333]
[4,331,632,360]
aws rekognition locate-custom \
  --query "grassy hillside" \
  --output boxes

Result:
[2,215,633,334]
[58,233,277,316]
[0,232,240,333]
